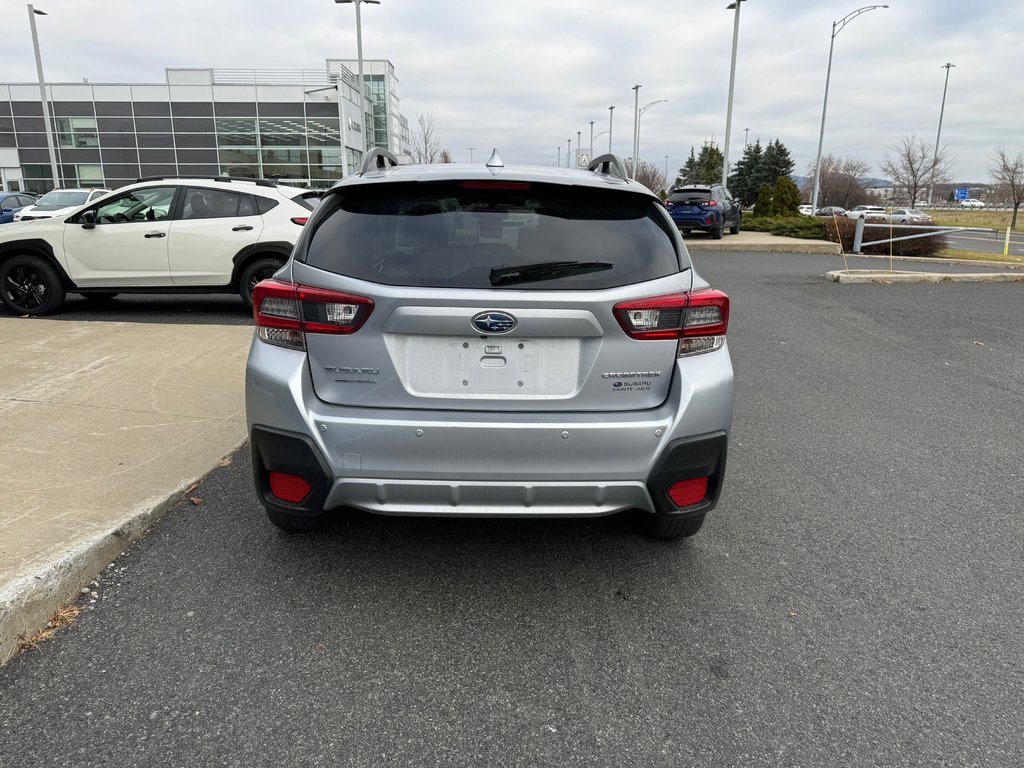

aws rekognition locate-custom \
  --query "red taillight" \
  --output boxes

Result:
[667,477,708,507]
[269,471,311,503]
[703,200,718,206]
[291,217,309,225]
[613,289,729,355]
[253,278,374,349]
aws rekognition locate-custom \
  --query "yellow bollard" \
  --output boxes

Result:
[1005,226,1012,257]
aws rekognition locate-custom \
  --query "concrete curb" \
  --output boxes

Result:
[845,253,1024,270]
[688,240,841,254]
[826,269,1024,284]
[0,437,246,667]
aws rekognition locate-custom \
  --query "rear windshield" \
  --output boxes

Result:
[669,190,711,204]
[302,181,682,289]
[36,191,89,207]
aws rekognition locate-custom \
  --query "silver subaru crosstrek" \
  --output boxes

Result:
[245,150,733,539]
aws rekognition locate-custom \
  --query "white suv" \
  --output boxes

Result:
[13,188,110,222]
[0,177,317,315]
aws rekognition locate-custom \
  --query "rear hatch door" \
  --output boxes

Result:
[294,179,691,413]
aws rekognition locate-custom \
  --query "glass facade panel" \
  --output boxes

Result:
[98,117,136,132]
[258,118,305,146]
[138,134,175,148]
[220,164,259,178]
[172,118,215,133]
[135,117,172,132]
[78,164,104,185]
[219,149,259,165]
[261,148,307,165]
[262,164,306,180]
[56,117,99,148]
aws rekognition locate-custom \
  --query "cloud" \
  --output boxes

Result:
[2,0,1020,181]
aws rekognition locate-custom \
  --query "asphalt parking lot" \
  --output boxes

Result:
[2,251,1023,767]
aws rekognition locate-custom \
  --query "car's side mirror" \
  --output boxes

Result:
[80,210,97,229]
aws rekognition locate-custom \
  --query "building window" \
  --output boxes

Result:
[56,117,98,148]
[78,164,104,186]
[258,118,305,147]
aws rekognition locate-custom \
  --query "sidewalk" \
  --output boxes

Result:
[685,230,841,254]
[0,318,253,665]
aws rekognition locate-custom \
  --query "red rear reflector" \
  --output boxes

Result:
[269,472,311,503]
[291,217,309,225]
[667,477,708,507]
[459,181,531,190]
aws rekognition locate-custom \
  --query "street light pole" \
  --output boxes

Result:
[467,147,476,163]
[810,4,889,214]
[631,84,641,177]
[567,138,572,168]
[636,99,667,176]
[722,0,745,187]
[928,63,955,204]
[589,120,595,160]
[608,106,614,154]
[744,127,749,147]
[577,130,581,167]
[27,4,59,188]
[335,0,380,151]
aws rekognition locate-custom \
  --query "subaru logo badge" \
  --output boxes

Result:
[471,311,518,335]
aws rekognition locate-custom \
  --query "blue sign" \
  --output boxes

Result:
[955,188,968,201]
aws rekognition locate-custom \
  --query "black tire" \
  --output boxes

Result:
[266,508,327,532]
[637,513,706,540]
[0,254,66,316]
[711,221,724,240]
[240,258,284,310]
[729,214,741,235]
[681,229,692,236]
[81,292,119,302]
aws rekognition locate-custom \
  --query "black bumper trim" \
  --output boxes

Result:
[250,426,333,517]
[645,431,728,518]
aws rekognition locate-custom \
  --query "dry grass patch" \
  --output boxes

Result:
[926,209,1022,232]
[938,248,1024,265]
[17,603,81,652]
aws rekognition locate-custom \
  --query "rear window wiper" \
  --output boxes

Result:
[489,260,614,286]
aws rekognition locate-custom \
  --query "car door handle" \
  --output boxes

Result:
[232,225,254,231]
[144,232,166,238]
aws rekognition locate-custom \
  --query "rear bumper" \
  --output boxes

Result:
[246,338,733,518]
[670,212,721,231]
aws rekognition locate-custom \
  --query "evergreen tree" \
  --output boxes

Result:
[728,139,764,205]
[675,147,699,188]
[773,176,802,216]
[753,183,774,218]
[696,141,724,185]
[761,139,796,187]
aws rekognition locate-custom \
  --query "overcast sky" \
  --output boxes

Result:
[2,0,1019,183]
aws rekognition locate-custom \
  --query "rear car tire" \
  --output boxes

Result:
[0,254,66,316]
[240,258,284,310]
[711,222,724,240]
[266,508,328,532]
[729,215,741,235]
[638,513,706,540]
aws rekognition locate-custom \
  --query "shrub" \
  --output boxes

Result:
[753,183,774,218]
[773,177,802,217]
[744,216,827,239]
[823,217,948,257]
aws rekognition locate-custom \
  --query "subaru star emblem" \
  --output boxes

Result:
[471,311,518,334]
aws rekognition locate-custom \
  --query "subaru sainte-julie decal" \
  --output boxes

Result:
[471,311,518,334]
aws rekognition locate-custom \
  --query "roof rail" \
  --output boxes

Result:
[359,147,400,175]
[586,154,629,182]
[134,175,279,188]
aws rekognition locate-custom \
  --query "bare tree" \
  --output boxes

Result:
[410,113,441,164]
[438,149,454,163]
[625,158,667,196]
[805,154,871,209]
[880,135,951,206]
[989,146,1024,228]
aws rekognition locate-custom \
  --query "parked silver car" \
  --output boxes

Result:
[245,150,734,539]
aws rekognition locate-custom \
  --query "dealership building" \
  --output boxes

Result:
[0,58,411,194]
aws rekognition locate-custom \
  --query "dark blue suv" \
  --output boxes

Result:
[666,184,742,239]
[0,192,37,225]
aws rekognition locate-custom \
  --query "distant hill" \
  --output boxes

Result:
[792,175,892,189]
